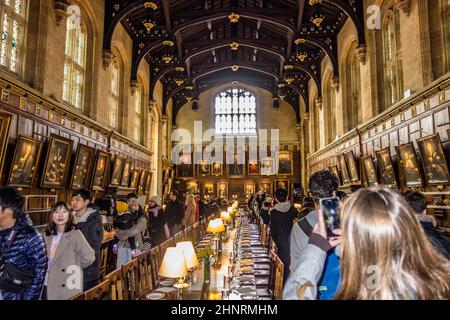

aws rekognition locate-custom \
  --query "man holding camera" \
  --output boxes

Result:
[0,187,47,300]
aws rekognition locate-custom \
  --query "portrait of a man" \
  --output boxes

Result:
[42,136,71,189]
[418,134,449,184]
[278,151,292,175]
[397,143,422,187]
[9,136,42,187]
[71,144,94,189]
[375,148,397,187]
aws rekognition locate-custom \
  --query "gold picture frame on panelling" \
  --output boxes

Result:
[138,170,147,191]
[344,151,359,183]
[41,135,72,189]
[375,148,397,188]
[8,136,42,188]
[217,181,228,199]
[0,111,12,178]
[109,156,124,187]
[396,143,423,187]
[417,133,450,185]
[261,157,276,175]
[120,160,132,187]
[211,161,223,176]
[187,180,199,194]
[145,171,153,193]
[177,153,194,178]
[198,159,211,176]
[338,154,350,185]
[259,181,272,194]
[277,151,293,175]
[203,182,214,197]
[91,150,111,191]
[129,168,140,189]
[70,144,95,190]
[274,180,289,193]
[247,160,259,176]
[361,155,378,187]
[244,182,256,198]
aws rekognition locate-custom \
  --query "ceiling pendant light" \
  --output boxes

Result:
[310,1,325,27]
[283,65,295,84]
[277,83,286,101]
[228,12,240,23]
[143,2,157,33]
[230,42,239,51]
[296,52,308,62]
[161,40,174,63]
[174,67,185,86]
[231,64,239,72]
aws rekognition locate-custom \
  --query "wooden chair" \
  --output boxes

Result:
[136,251,153,296]
[174,231,184,243]
[99,242,109,279]
[269,237,278,255]
[149,246,161,288]
[105,267,124,300]
[84,279,111,300]
[269,250,284,300]
[122,258,140,300]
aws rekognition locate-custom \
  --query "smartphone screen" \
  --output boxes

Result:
[319,197,340,236]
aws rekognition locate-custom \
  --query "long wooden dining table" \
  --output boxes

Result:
[144,214,273,300]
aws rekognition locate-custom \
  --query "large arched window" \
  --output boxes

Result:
[63,14,86,109]
[109,53,121,129]
[215,88,256,135]
[324,75,336,144]
[383,8,403,108]
[0,0,27,74]
[428,0,449,80]
[345,42,361,131]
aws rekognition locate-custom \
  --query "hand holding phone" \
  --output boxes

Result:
[319,197,341,237]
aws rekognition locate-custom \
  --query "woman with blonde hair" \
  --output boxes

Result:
[284,186,450,300]
[183,194,196,228]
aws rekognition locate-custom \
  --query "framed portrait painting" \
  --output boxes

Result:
[361,155,378,187]
[187,180,199,193]
[375,148,397,187]
[198,160,211,176]
[145,171,153,193]
[109,156,124,187]
[329,165,341,185]
[177,153,194,178]
[244,183,256,198]
[120,160,132,187]
[274,180,289,193]
[259,181,272,194]
[0,111,11,178]
[70,144,95,190]
[129,168,140,189]
[228,154,245,178]
[138,170,147,191]
[248,160,259,176]
[8,136,42,187]
[203,182,214,196]
[41,135,72,189]
[338,154,350,185]
[217,181,228,199]
[212,162,223,176]
[417,133,450,185]
[345,151,359,183]
[278,151,293,175]
[261,157,276,175]
[91,150,111,191]
[396,143,423,187]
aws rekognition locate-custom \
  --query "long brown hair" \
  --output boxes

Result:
[334,186,450,300]
[45,201,74,236]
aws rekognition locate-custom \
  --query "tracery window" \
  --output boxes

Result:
[0,0,27,74]
[215,88,256,135]
[109,56,120,129]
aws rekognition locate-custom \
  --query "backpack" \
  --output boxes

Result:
[297,218,341,300]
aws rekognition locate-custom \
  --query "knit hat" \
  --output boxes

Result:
[116,201,129,214]
[150,195,161,206]
[136,196,146,209]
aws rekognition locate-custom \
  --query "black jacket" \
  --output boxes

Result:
[74,207,103,282]
[164,200,184,227]
[260,207,270,225]
[269,203,297,280]
[421,221,450,260]
[148,205,167,246]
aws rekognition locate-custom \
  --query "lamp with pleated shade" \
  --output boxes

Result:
[220,211,231,222]
[158,247,188,291]
[176,241,199,270]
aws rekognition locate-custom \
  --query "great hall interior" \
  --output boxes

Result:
[0,0,449,302]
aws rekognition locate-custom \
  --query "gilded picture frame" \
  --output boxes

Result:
[338,154,350,185]
[120,160,132,187]
[361,155,378,187]
[198,159,211,176]
[277,151,293,175]
[129,168,140,189]
[91,150,111,191]
[8,136,42,188]
[395,143,423,187]
[211,161,223,176]
[217,181,228,199]
[41,135,72,189]
[417,133,450,185]
[0,111,12,179]
[344,151,359,183]
[109,155,124,187]
[70,144,95,190]
[247,160,260,176]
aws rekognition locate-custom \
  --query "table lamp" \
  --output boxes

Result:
[176,241,199,270]
[158,247,188,299]
[220,211,231,237]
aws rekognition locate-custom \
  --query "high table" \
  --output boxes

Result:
[145,214,273,300]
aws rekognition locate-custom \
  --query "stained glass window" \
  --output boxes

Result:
[63,11,86,109]
[215,88,256,135]
[109,58,120,129]
[0,0,26,73]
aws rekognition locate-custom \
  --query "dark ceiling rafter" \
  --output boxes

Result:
[104,0,366,120]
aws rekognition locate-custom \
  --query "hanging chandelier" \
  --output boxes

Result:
[231,64,239,72]
[228,12,240,23]
[230,42,239,51]
[310,1,325,27]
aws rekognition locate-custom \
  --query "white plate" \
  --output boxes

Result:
[155,286,176,294]
[159,279,175,287]
[146,292,165,300]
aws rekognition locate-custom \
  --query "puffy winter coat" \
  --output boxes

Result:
[0,214,47,300]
